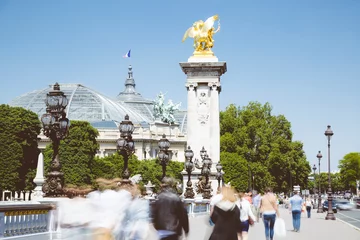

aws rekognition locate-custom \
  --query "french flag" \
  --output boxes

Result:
[123,50,131,58]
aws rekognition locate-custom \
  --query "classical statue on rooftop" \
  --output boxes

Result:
[153,92,181,124]
[182,14,220,55]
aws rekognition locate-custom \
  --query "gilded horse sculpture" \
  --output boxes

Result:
[182,15,220,55]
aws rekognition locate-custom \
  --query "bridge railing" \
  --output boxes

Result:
[0,204,54,238]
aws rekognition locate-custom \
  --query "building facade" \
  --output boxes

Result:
[10,65,188,162]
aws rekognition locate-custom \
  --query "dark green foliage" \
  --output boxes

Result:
[92,154,184,193]
[220,102,311,193]
[338,152,360,193]
[0,105,41,193]
[44,121,99,187]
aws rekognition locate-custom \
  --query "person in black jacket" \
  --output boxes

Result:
[152,177,189,240]
[209,186,241,240]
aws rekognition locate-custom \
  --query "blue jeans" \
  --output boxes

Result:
[306,206,311,218]
[263,214,276,240]
[292,210,301,230]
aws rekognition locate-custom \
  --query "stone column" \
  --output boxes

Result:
[180,61,227,161]
[33,152,45,201]
[209,82,221,163]
[185,82,197,150]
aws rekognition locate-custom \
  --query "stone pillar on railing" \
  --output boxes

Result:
[33,152,45,201]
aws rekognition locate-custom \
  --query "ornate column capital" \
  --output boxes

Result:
[208,82,221,92]
[186,82,198,91]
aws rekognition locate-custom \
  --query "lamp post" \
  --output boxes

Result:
[194,147,213,199]
[41,83,70,196]
[324,125,335,220]
[312,164,317,197]
[158,134,170,180]
[252,175,255,191]
[317,151,323,213]
[116,114,135,184]
[215,162,223,191]
[184,146,195,199]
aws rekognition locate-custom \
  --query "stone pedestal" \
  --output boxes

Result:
[179,56,227,164]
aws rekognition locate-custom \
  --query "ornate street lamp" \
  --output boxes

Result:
[324,125,335,220]
[215,162,223,191]
[312,164,317,196]
[317,151,323,213]
[184,146,195,199]
[117,115,135,184]
[41,83,70,196]
[158,134,170,180]
[195,147,212,199]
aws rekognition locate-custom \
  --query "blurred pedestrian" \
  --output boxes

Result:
[152,177,189,240]
[236,192,256,240]
[259,187,279,240]
[252,191,261,222]
[289,191,303,232]
[305,197,313,218]
[209,186,241,240]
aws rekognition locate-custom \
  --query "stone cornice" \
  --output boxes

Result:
[179,62,227,78]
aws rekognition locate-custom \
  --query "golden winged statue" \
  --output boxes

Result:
[182,15,220,55]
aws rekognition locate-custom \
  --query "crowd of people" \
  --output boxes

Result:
[58,177,317,240]
[58,177,189,240]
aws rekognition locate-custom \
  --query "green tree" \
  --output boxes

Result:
[220,102,311,193]
[0,105,41,199]
[338,152,360,193]
[44,121,99,187]
[92,153,184,194]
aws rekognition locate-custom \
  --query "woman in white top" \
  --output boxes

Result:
[236,192,257,240]
[305,197,313,218]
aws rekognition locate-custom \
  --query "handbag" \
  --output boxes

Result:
[274,218,286,237]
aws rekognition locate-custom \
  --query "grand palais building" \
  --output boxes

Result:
[10,65,188,162]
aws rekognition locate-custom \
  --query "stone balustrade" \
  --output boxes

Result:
[0,204,54,238]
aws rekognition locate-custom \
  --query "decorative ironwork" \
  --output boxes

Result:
[41,83,70,196]
[194,147,212,199]
[184,146,195,199]
[216,162,223,191]
[158,134,171,180]
[117,114,135,184]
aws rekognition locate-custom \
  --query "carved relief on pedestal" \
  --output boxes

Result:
[197,91,210,125]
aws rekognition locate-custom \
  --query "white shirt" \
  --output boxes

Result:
[210,194,223,206]
[236,198,256,222]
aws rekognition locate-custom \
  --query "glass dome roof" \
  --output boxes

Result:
[10,83,151,124]
[9,65,187,132]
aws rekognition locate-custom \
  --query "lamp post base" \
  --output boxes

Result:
[325,212,336,220]
[202,188,212,199]
[42,171,64,197]
[317,196,323,213]
[184,187,195,199]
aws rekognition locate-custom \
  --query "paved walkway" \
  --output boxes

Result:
[188,207,360,240]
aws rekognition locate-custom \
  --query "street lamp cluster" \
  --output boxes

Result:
[314,125,335,220]
[184,146,222,199]
[116,114,135,184]
[41,83,70,196]
[158,134,171,180]
[184,146,195,199]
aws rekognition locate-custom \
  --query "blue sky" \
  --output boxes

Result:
[0,0,359,171]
